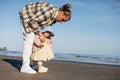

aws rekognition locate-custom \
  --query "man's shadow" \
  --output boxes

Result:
[2,59,22,71]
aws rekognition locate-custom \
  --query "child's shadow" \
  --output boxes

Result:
[2,59,22,71]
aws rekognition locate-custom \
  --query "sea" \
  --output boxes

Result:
[0,50,120,66]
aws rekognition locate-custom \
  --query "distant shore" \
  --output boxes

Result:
[0,47,7,50]
[0,55,120,80]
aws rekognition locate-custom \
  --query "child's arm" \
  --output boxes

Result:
[47,38,52,49]
[34,35,41,47]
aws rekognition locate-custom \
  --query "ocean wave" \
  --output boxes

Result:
[0,51,120,66]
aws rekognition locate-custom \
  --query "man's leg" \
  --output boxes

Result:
[20,32,37,74]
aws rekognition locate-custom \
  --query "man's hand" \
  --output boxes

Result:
[38,32,44,37]
[38,32,45,43]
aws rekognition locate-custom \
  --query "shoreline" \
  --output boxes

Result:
[1,50,120,66]
[1,54,120,67]
[0,55,120,80]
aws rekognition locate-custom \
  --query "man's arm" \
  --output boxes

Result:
[34,33,45,48]
[28,4,52,33]
[38,32,46,43]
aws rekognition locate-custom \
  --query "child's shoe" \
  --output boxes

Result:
[42,66,48,71]
[38,66,48,73]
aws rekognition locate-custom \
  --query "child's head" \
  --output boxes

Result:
[43,31,54,38]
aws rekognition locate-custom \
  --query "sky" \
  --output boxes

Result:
[0,0,120,56]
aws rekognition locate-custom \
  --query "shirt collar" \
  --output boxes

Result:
[53,10,59,19]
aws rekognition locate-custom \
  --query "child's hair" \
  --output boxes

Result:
[59,4,72,20]
[42,31,54,38]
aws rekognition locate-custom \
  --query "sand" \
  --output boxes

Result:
[0,55,120,80]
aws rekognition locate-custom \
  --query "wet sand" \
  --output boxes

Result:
[0,55,120,80]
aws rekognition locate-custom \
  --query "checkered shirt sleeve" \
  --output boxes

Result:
[20,2,58,33]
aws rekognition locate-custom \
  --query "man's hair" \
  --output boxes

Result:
[59,4,72,20]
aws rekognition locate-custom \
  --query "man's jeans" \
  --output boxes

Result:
[22,31,35,67]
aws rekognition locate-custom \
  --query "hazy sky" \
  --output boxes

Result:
[0,0,120,56]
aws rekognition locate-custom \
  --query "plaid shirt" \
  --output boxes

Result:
[19,2,58,34]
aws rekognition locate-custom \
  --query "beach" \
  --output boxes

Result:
[0,55,120,80]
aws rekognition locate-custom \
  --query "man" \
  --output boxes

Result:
[19,2,71,74]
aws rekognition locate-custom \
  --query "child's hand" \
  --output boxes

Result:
[40,38,45,43]
[40,44,44,48]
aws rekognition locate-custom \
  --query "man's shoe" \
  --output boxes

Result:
[20,65,37,74]
[32,65,38,70]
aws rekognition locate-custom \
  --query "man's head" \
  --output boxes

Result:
[56,4,72,23]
